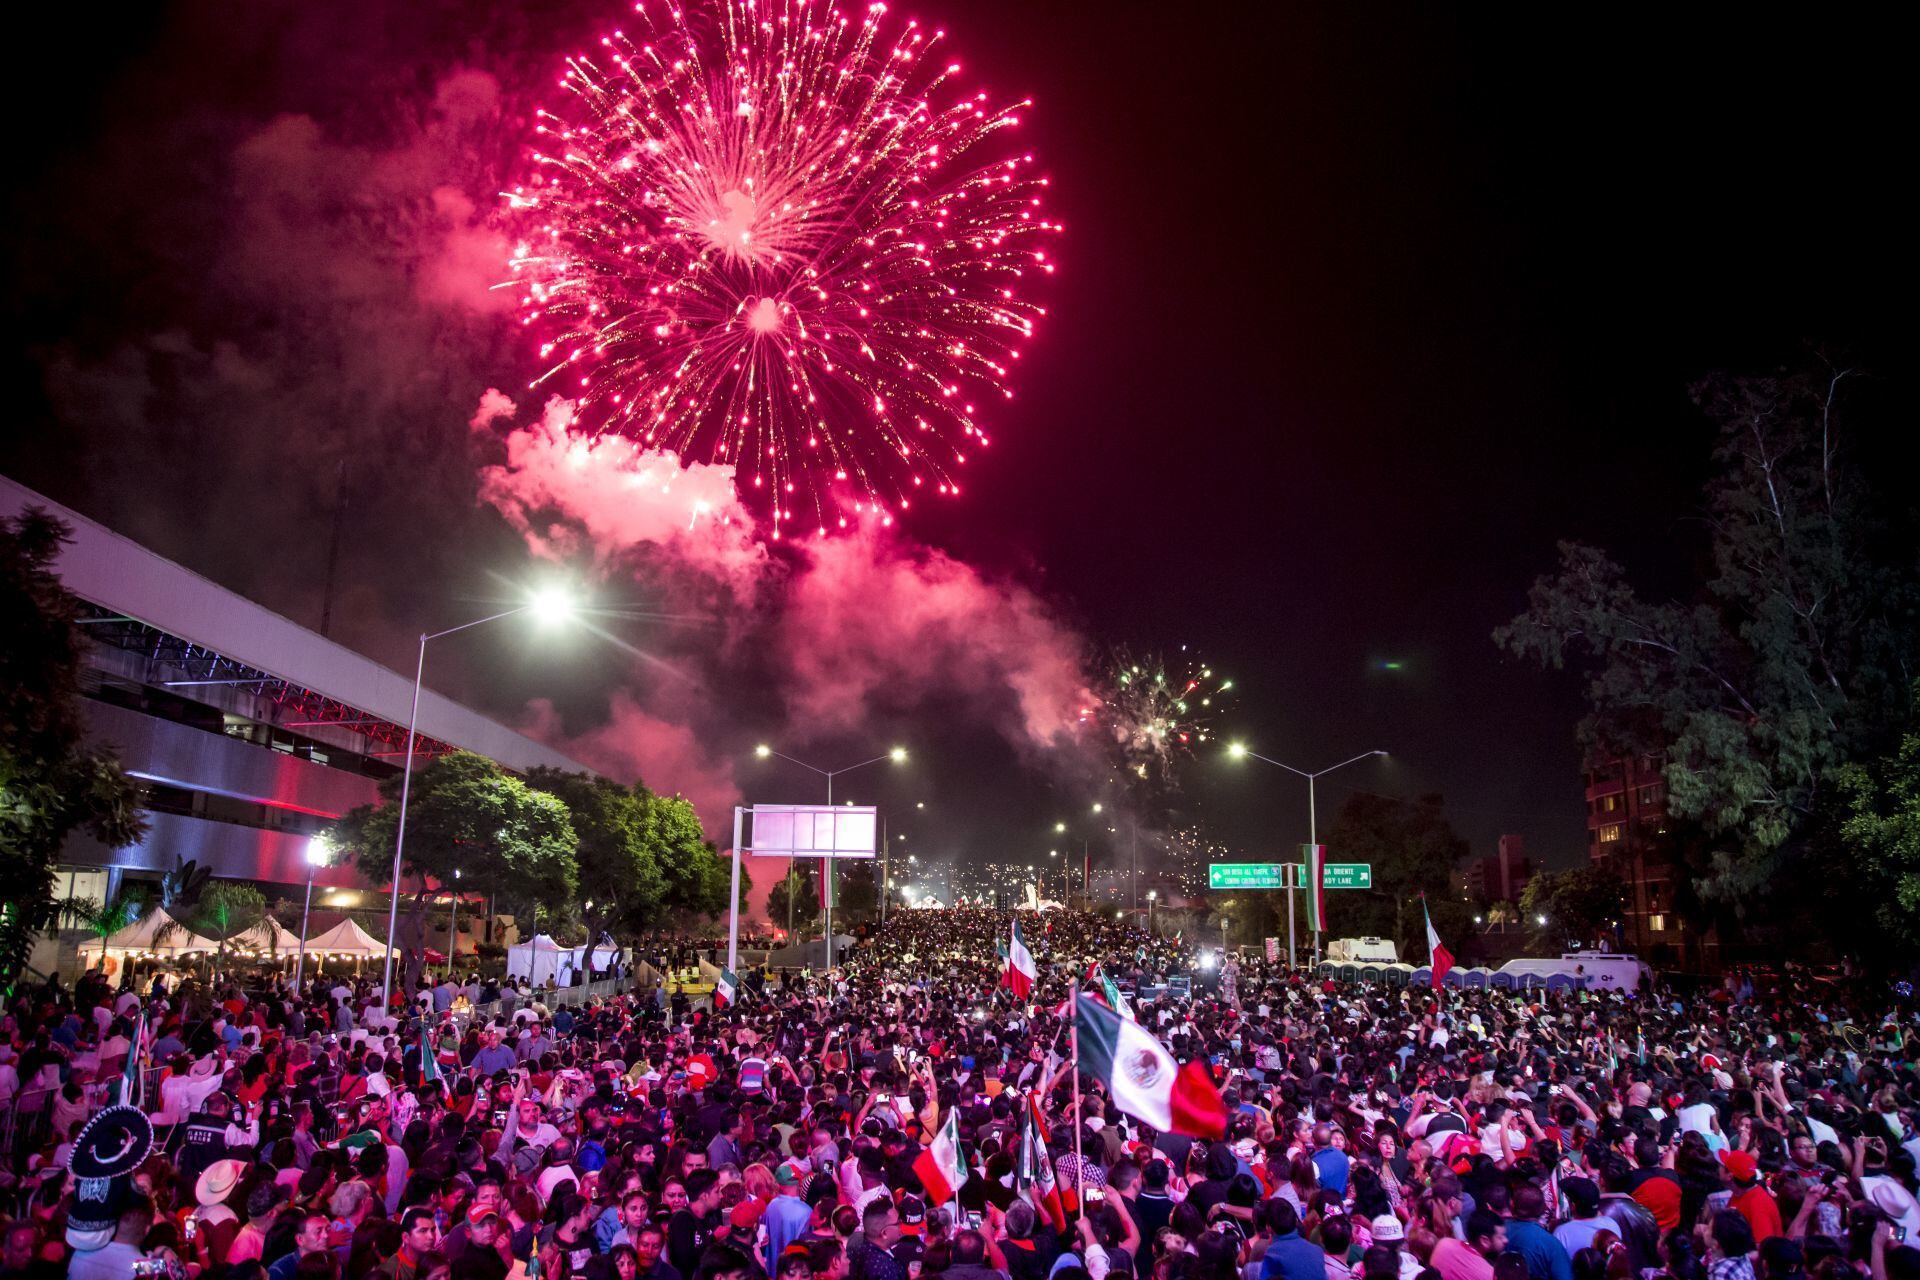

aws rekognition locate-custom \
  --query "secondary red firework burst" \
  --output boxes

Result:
[506,0,1058,537]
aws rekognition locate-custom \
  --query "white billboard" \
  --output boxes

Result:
[746,804,877,858]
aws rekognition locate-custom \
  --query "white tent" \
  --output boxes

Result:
[228,915,305,960]
[81,907,222,961]
[506,934,583,986]
[303,917,389,958]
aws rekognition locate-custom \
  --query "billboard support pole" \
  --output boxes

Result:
[728,807,744,976]
[1287,862,1297,971]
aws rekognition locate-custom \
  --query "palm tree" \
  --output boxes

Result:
[74,893,145,964]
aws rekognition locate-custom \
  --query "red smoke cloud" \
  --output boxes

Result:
[472,392,1100,799]
[471,390,766,589]
[520,693,743,834]
[780,531,1097,751]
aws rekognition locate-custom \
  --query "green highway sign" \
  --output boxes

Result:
[1208,862,1372,890]
[1209,863,1287,889]
[1319,863,1372,889]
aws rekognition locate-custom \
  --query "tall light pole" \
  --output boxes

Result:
[1146,889,1157,935]
[446,867,462,978]
[381,586,576,1006]
[753,744,906,967]
[295,835,330,992]
[1226,744,1388,968]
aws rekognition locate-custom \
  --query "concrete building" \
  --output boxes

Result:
[1464,834,1533,905]
[1583,753,1709,967]
[3,476,587,920]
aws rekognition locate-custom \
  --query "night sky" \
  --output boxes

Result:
[2,3,1904,895]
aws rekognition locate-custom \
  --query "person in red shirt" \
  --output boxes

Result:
[1719,1150,1784,1243]
[1626,1138,1683,1231]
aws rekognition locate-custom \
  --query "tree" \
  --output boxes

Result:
[644,791,741,920]
[768,864,820,937]
[186,881,267,972]
[837,863,879,924]
[1520,865,1627,951]
[329,750,577,992]
[1497,366,1920,906]
[1324,792,1473,960]
[1837,700,1920,947]
[1,510,146,992]
[73,890,148,954]
[526,769,668,943]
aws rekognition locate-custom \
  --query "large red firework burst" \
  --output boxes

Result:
[506,0,1058,537]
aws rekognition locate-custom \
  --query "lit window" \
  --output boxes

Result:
[1648,914,1666,932]
[1599,824,1623,843]
[1602,794,1619,812]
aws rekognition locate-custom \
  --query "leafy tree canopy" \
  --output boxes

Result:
[1324,791,1473,959]
[1519,864,1627,951]
[1498,366,1919,902]
[1,510,145,990]
[526,769,667,941]
[330,750,578,921]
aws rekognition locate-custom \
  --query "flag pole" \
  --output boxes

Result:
[1069,985,1085,1222]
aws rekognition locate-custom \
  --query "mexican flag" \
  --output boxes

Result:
[1015,1092,1066,1231]
[1423,898,1454,990]
[913,1107,970,1204]
[1002,920,1036,998]
[1074,992,1226,1138]
[1099,968,1135,1021]
[420,1041,442,1088]
[118,1007,146,1109]
[1303,844,1328,933]
[715,968,740,1008]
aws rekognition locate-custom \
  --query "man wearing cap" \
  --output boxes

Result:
[1551,1179,1607,1257]
[1719,1151,1783,1244]
[1348,1215,1417,1280]
[763,1169,820,1275]
[176,1091,258,1192]
[1502,1184,1572,1280]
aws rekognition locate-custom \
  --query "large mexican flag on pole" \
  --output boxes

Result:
[1073,993,1227,1138]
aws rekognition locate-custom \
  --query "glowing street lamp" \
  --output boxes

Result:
[296,835,331,990]
[1225,743,1388,967]
[382,583,579,1005]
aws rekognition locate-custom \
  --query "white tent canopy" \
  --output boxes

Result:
[506,933,583,986]
[228,915,304,958]
[82,907,222,958]
[303,918,388,958]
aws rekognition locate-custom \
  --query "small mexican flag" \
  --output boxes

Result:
[1074,992,1227,1138]
[118,1007,147,1109]
[1423,897,1454,990]
[913,1107,970,1204]
[1002,919,1036,998]
[715,968,740,1008]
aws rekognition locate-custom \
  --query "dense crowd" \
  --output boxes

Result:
[3,907,1918,1280]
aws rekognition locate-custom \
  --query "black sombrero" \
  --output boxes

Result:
[70,1104,154,1183]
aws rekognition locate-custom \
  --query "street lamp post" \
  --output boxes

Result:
[1227,744,1388,968]
[295,835,330,992]
[1146,889,1157,934]
[753,744,906,968]
[447,868,462,978]
[381,587,574,1007]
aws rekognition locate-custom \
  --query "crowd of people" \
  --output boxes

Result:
[1,906,1917,1280]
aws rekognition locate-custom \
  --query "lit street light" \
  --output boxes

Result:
[382,584,578,1005]
[296,835,330,991]
[1225,743,1388,968]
